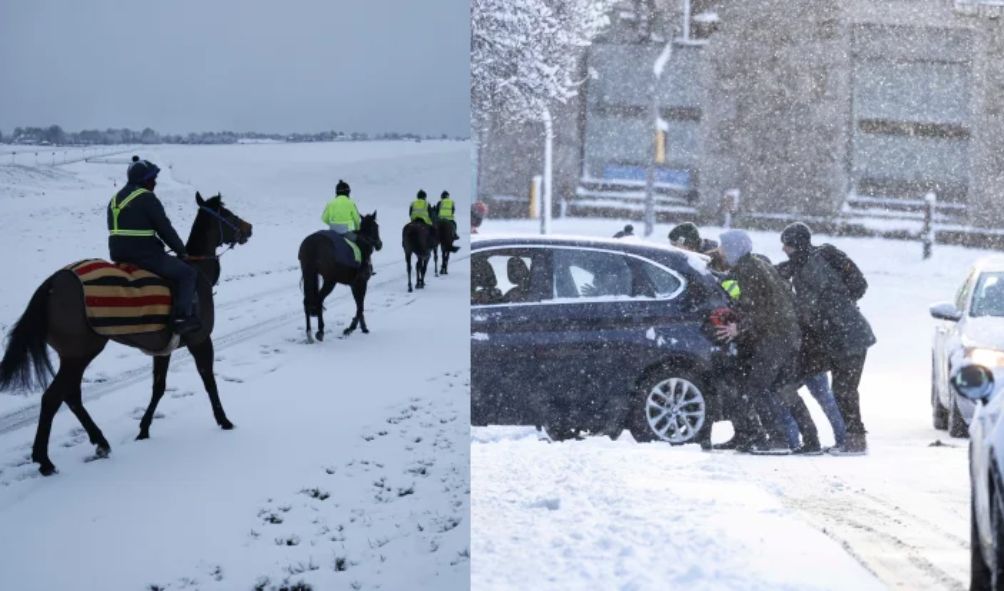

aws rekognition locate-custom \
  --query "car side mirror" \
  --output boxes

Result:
[951,364,995,403]
[930,302,963,322]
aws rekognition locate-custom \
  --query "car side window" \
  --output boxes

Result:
[472,250,545,305]
[552,249,634,300]
[957,270,978,312]
[632,258,683,298]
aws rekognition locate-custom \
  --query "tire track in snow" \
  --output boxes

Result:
[0,254,469,436]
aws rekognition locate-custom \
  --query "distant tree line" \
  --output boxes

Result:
[1,125,465,146]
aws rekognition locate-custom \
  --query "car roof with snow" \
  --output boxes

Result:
[472,233,712,276]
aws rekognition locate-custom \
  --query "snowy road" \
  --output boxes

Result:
[473,218,976,591]
[0,141,470,590]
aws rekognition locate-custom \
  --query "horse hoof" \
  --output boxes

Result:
[136,431,149,441]
[38,463,58,477]
[408,287,413,293]
[306,332,314,344]
[219,418,235,430]
[95,445,111,459]
[362,328,370,334]
[316,331,325,342]
[342,328,354,336]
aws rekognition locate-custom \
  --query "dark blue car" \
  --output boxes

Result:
[471,234,733,443]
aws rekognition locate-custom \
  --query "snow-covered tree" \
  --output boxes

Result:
[472,0,615,232]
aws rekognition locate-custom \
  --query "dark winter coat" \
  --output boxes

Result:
[787,249,876,363]
[728,253,801,355]
[107,185,188,261]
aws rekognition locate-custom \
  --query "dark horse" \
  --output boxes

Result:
[298,212,383,344]
[0,192,252,476]
[431,203,459,276]
[403,220,436,292]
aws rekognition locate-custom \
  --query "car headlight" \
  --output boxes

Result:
[966,347,1004,368]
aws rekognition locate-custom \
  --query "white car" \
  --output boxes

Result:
[930,257,1004,437]
[952,364,1004,588]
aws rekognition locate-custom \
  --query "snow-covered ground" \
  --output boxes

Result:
[0,141,470,590]
[473,217,978,591]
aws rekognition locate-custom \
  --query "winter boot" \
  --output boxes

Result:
[828,432,867,456]
[792,440,823,455]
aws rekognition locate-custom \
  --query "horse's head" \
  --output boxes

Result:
[196,192,253,249]
[359,211,383,252]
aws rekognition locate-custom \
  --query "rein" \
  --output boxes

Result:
[197,205,242,259]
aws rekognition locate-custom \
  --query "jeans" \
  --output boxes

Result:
[116,252,197,318]
[804,372,847,446]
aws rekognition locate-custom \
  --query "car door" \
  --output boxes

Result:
[470,246,551,425]
[531,246,691,427]
[936,270,977,407]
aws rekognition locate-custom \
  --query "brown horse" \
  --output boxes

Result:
[0,192,252,476]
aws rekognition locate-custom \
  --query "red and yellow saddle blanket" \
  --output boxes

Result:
[67,259,172,336]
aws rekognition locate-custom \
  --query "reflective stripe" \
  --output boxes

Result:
[722,279,741,300]
[109,188,156,237]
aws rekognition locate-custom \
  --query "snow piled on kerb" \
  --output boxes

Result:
[475,216,983,589]
[0,141,470,590]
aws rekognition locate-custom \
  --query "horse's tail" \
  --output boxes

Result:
[300,257,321,317]
[0,274,55,392]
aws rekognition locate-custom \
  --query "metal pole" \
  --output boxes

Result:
[682,0,691,42]
[541,108,554,235]
[922,192,936,259]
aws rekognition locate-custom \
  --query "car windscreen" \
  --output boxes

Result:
[971,272,1004,317]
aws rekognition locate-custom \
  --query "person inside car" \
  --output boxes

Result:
[503,257,533,303]
[472,257,503,305]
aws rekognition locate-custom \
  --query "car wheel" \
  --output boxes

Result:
[629,368,709,445]
[932,360,948,430]
[974,490,993,590]
[541,421,582,442]
[949,391,970,438]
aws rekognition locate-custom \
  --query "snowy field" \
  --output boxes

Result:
[473,217,978,591]
[0,141,470,590]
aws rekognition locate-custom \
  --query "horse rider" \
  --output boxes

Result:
[409,189,434,227]
[321,179,372,274]
[108,156,200,335]
[436,190,461,252]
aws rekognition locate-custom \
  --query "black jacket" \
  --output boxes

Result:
[787,249,876,360]
[728,253,801,352]
[107,185,187,261]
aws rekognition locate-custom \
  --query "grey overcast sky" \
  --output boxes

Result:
[0,0,470,136]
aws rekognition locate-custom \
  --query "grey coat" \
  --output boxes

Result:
[788,250,876,359]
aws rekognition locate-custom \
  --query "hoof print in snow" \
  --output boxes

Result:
[324,466,336,475]
[333,556,350,572]
[220,375,244,383]
[284,559,319,575]
[260,511,284,525]
[301,487,330,501]
[274,535,300,546]
[529,497,561,511]
[398,485,415,497]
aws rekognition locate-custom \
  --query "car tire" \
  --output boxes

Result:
[933,361,948,430]
[628,367,710,445]
[949,392,970,439]
[974,490,993,590]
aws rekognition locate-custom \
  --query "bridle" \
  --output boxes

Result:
[186,204,244,261]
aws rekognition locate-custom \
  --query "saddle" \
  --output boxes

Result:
[316,230,362,268]
[67,259,174,337]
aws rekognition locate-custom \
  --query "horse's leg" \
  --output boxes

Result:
[433,242,439,278]
[61,354,109,459]
[406,250,414,292]
[188,337,233,430]
[344,278,369,335]
[305,308,313,344]
[31,357,89,475]
[442,249,450,275]
[136,354,171,440]
[316,278,336,342]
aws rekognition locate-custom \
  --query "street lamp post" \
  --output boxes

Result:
[645,41,674,237]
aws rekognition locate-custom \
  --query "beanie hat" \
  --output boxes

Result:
[781,222,813,251]
[127,155,160,184]
[335,179,351,195]
[441,190,450,198]
[668,222,701,251]
[718,230,753,267]
[417,190,427,199]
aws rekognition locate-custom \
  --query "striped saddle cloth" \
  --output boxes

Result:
[67,259,172,336]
